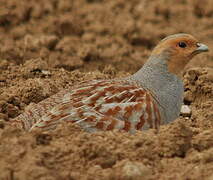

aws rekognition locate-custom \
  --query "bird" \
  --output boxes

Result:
[11,33,209,133]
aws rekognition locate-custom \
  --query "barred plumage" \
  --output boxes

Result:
[11,80,161,133]
[10,34,208,133]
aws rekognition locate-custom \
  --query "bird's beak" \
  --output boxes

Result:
[196,43,209,53]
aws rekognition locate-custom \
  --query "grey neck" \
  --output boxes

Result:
[130,56,184,124]
[132,55,174,90]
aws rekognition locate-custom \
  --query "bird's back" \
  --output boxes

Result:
[11,79,161,133]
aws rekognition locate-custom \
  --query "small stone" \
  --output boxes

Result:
[180,105,192,117]
[41,70,51,76]
[121,161,152,180]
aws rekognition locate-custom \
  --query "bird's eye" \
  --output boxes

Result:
[178,42,187,48]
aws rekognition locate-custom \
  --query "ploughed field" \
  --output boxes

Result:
[0,0,212,179]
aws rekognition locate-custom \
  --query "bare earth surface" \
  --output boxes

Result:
[0,0,213,179]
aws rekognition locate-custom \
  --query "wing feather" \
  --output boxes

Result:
[11,79,161,132]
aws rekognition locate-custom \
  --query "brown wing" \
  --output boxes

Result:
[11,80,161,132]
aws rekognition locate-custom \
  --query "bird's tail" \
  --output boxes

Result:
[10,89,69,131]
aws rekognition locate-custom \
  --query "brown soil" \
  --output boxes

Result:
[0,0,213,179]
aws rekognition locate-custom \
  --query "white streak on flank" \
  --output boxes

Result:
[49,104,66,115]
[115,90,128,98]
[123,95,135,103]
[96,89,109,104]
[103,92,118,101]
[82,91,100,104]
[129,88,140,93]
[60,113,80,122]
[104,90,129,103]
[73,118,87,124]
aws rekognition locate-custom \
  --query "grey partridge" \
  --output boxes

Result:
[11,34,209,133]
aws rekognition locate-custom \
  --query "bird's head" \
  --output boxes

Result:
[150,34,209,75]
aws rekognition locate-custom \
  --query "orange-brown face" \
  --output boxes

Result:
[151,34,209,75]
